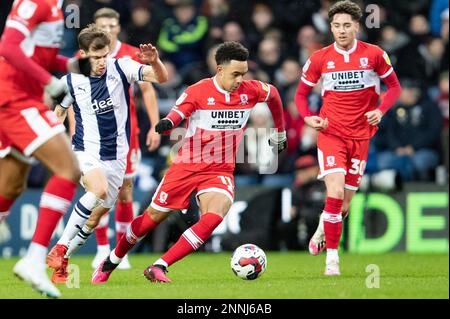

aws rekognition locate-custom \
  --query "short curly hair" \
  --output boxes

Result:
[328,1,363,22]
[215,41,249,65]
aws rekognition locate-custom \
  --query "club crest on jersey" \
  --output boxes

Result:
[239,94,248,105]
[207,97,215,105]
[327,61,335,69]
[107,74,119,84]
[326,156,336,168]
[158,191,168,204]
[359,57,369,68]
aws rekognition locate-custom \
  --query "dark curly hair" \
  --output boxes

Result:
[328,1,363,22]
[215,41,249,65]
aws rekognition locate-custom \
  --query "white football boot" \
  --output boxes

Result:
[13,257,61,298]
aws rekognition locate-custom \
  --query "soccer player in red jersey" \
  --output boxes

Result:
[91,41,287,284]
[89,8,161,270]
[0,0,89,298]
[294,1,402,275]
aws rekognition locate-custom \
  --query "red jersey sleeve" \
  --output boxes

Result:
[301,52,322,87]
[6,0,51,36]
[254,80,271,103]
[166,86,198,127]
[374,46,394,79]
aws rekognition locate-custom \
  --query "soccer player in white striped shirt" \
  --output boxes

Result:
[45,24,167,284]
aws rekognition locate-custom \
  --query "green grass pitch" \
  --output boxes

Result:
[0,252,448,299]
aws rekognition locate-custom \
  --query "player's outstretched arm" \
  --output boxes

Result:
[137,43,168,83]
[139,82,161,151]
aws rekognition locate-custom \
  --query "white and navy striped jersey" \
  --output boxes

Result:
[61,57,144,160]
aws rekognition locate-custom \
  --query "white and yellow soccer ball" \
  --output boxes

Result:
[230,244,267,280]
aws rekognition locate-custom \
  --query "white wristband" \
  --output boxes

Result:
[271,131,287,143]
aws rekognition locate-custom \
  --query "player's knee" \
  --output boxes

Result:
[328,186,344,199]
[3,183,26,199]
[146,207,165,223]
[91,187,108,200]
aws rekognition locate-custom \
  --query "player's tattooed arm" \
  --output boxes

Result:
[137,43,168,83]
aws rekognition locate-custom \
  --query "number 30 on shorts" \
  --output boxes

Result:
[348,159,366,175]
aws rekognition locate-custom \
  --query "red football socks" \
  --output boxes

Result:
[323,197,343,250]
[95,213,109,246]
[32,175,76,247]
[115,201,133,243]
[115,212,158,258]
[161,213,223,266]
[0,194,14,214]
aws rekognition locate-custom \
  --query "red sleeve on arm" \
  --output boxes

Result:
[0,27,52,85]
[294,80,314,118]
[266,84,285,132]
[165,89,197,128]
[378,71,401,114]
[166,107,185,127]
[51,55,69,72]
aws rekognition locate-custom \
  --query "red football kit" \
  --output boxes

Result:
[295,40,401,190]
[151,77,285,212]
[0,0,66,159]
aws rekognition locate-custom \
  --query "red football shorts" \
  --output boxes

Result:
[124,132,141,178]
[317,132,370,191]
[150,165,235,212]
[0,100,65,161]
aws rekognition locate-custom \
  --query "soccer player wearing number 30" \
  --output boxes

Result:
[295,1,402,275]
[92,41,287,284]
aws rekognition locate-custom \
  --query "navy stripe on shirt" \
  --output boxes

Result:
[114,60,131,146]
[89,71,118,160]
[68,74,85,152]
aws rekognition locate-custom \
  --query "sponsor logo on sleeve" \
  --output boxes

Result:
[383,51,391,66]
[303,59,312,73]
[176,92,188,106]
[17,1,38,20]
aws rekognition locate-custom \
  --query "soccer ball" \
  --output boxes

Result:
[230,244,267,280]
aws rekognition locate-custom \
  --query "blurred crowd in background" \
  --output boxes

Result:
[7,0,448,194]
